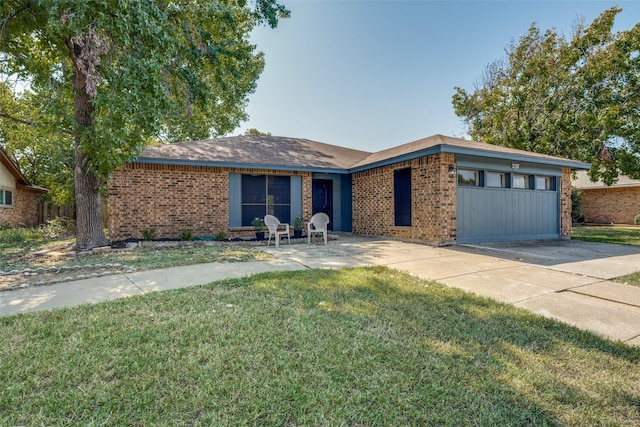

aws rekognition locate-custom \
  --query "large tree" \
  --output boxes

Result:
[0,0,288,250]
[452,7,640,185]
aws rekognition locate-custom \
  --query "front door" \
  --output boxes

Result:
[312,179,333,230]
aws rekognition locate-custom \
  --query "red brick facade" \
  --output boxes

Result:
[108,163,312,240]
[580,186,640,225]
[352,153,457,245]
[0,186,43,228]
[109,154,573,245]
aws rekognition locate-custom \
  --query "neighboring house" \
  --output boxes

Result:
[0,147,48,227]
[108,134,589,245]
[572,170,640,224]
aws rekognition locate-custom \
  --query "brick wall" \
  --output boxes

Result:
[560,167,572,238]
[107,163,312,241]
[352,153,457,245]
[580,186,640,224]
[0,187,43,228]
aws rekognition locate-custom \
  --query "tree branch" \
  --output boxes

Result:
[0,110,74,136]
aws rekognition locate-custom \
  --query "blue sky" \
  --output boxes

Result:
[236,0,640,153]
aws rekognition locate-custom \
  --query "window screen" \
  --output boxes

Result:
[486,172,506,188]
[512,174,530,189]
[241,175,290,226]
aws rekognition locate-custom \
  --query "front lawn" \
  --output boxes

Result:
[1,267,638,426]
[0,226,270,272]
[571,225,640,246]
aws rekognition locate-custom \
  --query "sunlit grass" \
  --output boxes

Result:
[1,267,638,425]
[571,225,640,246]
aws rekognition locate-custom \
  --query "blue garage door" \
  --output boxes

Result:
[456,187,560,243]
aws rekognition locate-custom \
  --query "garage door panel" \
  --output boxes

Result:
[457,187,559,243]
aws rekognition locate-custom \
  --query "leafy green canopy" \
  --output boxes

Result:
[0,0,288,184]
[452,7,640,185]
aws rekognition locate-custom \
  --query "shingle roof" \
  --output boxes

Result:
[572,170,640,189]
[137,134,589,171]
[350,134,588,169]
[138,135,371,171]
[0,146,48,193]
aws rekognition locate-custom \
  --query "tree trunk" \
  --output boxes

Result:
[70,38,109,251]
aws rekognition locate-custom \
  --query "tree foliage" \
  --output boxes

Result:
[0,0,288,249]
[452,7,640,185]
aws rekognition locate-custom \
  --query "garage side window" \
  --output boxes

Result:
[394,168,411,227]
[0,189,13,207]
[241,175,291,226]
[457,169,480,186]
[535,176,556,191]
[512,174,531,189]
[486,172,506,188]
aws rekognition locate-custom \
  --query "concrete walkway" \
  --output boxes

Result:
[2,234,640,348]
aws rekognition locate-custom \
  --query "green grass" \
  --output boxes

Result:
[615,271,640,288]
[1,267,638,426]
[571,225,640,246]
[0,227,270,271]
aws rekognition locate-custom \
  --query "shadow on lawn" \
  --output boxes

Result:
[228,267,640,425]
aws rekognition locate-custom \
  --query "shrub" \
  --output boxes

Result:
[571,188,585,223]
[141,229,156,241]
[215,231,226,241]
[292,215,304,231]
[180,231,193,241]
[39,217,75,239]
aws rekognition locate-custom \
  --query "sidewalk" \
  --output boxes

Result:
[2,234,640,347]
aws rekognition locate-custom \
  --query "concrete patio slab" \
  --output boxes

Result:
[0,274,141,315]
[547,254,640,279]
[486,265,600,291]
[439,271,554,304]
[515,291,640,343]
[389,253,519,280]
[569,281,640,309]
[0,259,305,316]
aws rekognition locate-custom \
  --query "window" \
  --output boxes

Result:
[394,168,411,226]
[535,176,555,191]
[0,190,13,206]
[486,172,506,188]
[241,175,290,226]
[512,174,530,189]
[457,169,480,186]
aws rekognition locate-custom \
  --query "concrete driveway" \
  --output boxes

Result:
[266,235,640,347]
[2,234,640,347]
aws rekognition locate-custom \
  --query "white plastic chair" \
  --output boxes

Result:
[307,212,330,245]
[264,215,290,248]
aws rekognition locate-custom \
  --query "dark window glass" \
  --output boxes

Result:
[394,168,411,227]
[241,175,290,226]
[242,175,266,204]
[457,169,479,186]
[5,191,11,205]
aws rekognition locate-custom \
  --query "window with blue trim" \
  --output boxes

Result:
[241,175,290,226]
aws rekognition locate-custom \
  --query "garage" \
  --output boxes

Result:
[456,155,567,244]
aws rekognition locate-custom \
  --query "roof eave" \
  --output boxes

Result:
[349,145,591,172]
[135,157,351,174]
[443,145,591,169]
